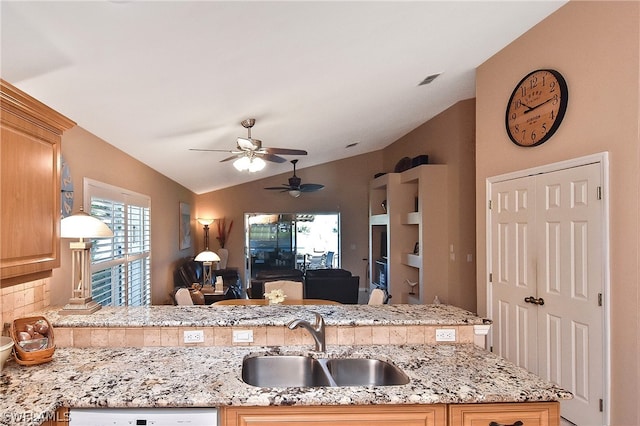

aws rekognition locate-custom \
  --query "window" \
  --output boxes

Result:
[84,179,151,306]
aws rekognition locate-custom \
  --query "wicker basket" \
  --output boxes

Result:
[10,316,55,365]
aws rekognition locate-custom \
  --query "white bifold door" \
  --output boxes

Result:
[490,162,605,426]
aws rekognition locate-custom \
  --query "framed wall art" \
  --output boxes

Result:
[179,202,191,250]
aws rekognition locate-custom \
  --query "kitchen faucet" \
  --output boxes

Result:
[287,311,326,352]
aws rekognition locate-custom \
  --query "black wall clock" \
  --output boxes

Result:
[505,69,568,147]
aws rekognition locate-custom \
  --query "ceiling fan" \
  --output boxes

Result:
[189,118,307,172]
[265,159,324,198]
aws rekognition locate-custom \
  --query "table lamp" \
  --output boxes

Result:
[194,250,220,287]
[60,208,113,315]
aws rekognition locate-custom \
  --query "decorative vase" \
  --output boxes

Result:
[218,247,229,269]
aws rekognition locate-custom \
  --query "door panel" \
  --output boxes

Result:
[490,163,604,426]
[535,164,602,425]
[491,177,538,373]
[544,313,562,385]
[516,304,532,368]
[572,320,590,402]
[497,299,511,359]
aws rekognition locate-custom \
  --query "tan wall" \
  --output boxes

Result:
[197,100,477,310]
[195,151,383,286]
[3,98,476,322]
[384,99,476,311]
[51,127,196,306]
[475,2,640,424]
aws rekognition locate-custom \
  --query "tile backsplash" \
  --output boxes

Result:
[1,278,51,329]
[54,324,477,348]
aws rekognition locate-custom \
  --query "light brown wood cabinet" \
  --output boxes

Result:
[41,407,69,425]
[221,404,447,426]
[0,79,75,282]
[222,402,560,426]
[36,402,560,425]
[448,402,560,426]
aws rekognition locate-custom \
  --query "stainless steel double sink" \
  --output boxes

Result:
[242,355,410,388]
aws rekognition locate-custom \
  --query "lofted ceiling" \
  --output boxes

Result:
[1,1,566,194]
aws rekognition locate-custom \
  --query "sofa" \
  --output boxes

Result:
[304,268,360,304]
[249,269,304,299]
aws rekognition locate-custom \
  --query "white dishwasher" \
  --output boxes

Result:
[69,407,218,426]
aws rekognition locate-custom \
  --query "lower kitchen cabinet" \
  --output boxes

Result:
[448,402,560,426]
[41,407,69,425]
[36,402,561,425]
[221,404,447,426]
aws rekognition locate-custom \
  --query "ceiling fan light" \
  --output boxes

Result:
[249,157,266,172]
[233,156,250,171]
[234,156,265,172]
[288,189,301,198]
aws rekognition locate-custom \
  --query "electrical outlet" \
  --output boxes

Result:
[183,330,204,344]
[233,330,254,343]
[435,328,456,342]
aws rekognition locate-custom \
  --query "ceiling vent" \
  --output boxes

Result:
[418,73,442,86]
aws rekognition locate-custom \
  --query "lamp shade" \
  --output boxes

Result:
[197,218,214,226]
[61,210,113,239]
[194,250,221,262]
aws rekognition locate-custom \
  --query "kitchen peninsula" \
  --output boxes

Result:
[0,304,571,426]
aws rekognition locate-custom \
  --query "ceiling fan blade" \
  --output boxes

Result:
[259,153,287,163]
[264,186,291,191]
[299,183,325,192]
[263,147,308,156]
[220,153,243,162]
[189,148,233,153]
[237,137,259,151]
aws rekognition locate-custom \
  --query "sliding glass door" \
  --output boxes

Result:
[245,213,340,281]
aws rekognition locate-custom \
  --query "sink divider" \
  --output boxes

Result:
[316,359,338,387]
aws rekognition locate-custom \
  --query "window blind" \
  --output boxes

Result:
[85,179,151,306]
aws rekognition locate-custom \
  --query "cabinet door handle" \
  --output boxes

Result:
[489,421,524,426]
[524,296,545,306]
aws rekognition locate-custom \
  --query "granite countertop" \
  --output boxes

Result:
[40,304,491,328]
[0,343,570,426]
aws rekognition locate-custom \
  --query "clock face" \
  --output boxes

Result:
[505,69,568,147]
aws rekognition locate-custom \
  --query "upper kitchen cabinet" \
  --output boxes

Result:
[1,79,75,282]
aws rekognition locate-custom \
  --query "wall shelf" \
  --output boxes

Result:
[370,214,389,226]
[403,212,421,225]
[368,165,448,304]
[403,253,422,268]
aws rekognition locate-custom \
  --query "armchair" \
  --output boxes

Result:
[249,269,304,299]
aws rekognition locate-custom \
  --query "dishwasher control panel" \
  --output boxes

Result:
[69,408,218,426]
